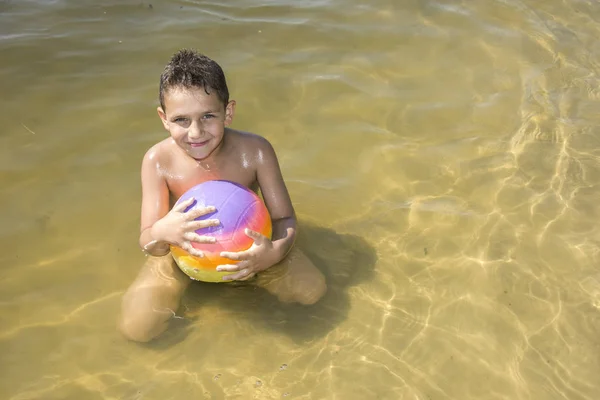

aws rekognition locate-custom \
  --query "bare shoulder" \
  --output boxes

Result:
[227,129,277,161]
[142,138,175,172]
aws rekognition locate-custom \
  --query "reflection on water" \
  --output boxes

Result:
[1,0,600,399]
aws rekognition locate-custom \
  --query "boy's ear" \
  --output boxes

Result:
[157,107,169,131]
[224,100,236,126]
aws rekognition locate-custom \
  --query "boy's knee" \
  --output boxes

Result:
[118,311,159,343]
[119,321,152,343]
[119,295,175,343]
[118,258,188,343]
[119,308,171,343]
[294,274,327,305]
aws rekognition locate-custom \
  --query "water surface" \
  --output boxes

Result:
[1,0,600,399]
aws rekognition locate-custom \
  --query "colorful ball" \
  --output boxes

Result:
[170,180,272,282]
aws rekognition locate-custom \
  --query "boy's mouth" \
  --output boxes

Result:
[189,140,209,147]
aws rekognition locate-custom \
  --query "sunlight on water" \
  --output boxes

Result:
[1,0,600,399]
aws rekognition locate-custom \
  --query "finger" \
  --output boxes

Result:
[237,272,256,281]
[245,228,265,243]
[189,248,205,258]
[219,251,249,261]
[188,206,216,219]
[222,268,252,282]
[187,218,220,230]
[183,232,216,244]
[172,197,195,213]
[216,262,247,272]
[181,242,204,258]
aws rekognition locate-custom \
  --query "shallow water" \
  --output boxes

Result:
[1,0,600,399]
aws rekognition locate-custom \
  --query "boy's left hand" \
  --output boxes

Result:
[217,229,277,281]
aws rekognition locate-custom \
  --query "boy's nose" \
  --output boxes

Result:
[188,122,203,138]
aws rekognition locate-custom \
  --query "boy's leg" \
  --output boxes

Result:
[119,254,191,342]
[254,247,326,305]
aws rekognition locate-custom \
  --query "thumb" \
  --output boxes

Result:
[245,228,265,243]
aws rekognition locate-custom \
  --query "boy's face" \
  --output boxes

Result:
[157,86,235,161]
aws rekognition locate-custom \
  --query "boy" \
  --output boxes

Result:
[119,49,327,343]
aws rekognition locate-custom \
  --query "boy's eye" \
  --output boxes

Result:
[202,114,215,119]
[174,117,188,123]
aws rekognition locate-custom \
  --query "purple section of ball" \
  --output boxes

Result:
[175,180,259,236]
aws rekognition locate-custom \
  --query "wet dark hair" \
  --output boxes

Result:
[159,49,229,111]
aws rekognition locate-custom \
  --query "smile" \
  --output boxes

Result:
[189,140,209,147]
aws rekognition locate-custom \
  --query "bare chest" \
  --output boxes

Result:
[165,157,258,202]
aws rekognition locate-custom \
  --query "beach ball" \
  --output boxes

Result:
[170,180,272,282]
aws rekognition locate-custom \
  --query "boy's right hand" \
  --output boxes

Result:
[150,197,220,258]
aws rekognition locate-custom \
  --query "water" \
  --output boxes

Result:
[1,0,600,398]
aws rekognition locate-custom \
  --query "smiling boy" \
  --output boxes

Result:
[118,50,326,342]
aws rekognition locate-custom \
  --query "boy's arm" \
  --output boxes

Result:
[255,138,297,264]
[139,148,171,256]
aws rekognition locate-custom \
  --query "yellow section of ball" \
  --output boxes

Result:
[170,247,236,283]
